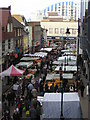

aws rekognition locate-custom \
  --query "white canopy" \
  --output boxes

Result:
[16,62,33,68]
[58,56,77,61]
[53,60,76,65]
[62,52,76,56]
[34,52,47,57]
[46,73,73,80]
[20,57,40,61]
[61,49,73,53]
[23,53,35,57]
[42,93,82,119]
[40,47,52,52]
[55,66,77,72]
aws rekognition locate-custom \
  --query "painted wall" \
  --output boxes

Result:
[41,21,78,38]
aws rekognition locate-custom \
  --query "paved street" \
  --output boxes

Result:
[78,70,90,119]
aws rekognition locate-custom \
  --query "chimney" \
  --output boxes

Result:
[8,6,11,10]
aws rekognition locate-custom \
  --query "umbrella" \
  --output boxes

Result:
[0,65,25,77]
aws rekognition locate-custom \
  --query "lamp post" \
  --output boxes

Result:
[66,28,70,66]
[76,18,80,92]
[60,65,64,120]
[65,23,79,91]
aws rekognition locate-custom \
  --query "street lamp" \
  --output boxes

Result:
[65,23,80,91]
[76,18,80,92]
[59,65,64,120]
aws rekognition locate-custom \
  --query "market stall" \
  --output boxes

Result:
[44,73,74,90]
[16,62,33,69]
[28,68,37,77]
[25,73,34,80]
[58,56,77,61]
[53,60,76,66]
[20,57,40,61]
[34,52,48,58]
[55,65,77,72]
[0,65,25,77]
[42,93,82,119]
[40,47,52,52]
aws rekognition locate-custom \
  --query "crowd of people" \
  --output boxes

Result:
[2,50,58,120]
[2,45,90,120]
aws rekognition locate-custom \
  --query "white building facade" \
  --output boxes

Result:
[43,0,81,20]
[41,20,78,40]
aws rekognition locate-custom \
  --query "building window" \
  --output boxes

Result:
[2,27,4,32]
[8,39,10,49]
[60,28,64,34]
[66,2,68,6]
[49,28,53,34]
[69,2,70,5]
[10,23,13,32]
[20,29,21,36]
[55,4,57,11]
[66,11,67,16]
[2,41,5,52]
[44,9,46,15]
[7,23,10,32]
[71,2,73,7]
[47,7,49,11]
[55,28,59,34]
[62,2,64,6]
[51,5,53,11]
[72,29,76,34]
[18,29,20,36]
[59,3,60,6]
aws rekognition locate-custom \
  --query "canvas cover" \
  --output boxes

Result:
[42,93,82,119]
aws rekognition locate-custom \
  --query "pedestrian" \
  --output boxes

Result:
[22,82,25,95]
[36,101,42,120]
[55,83,58,92]
[86,83,89,96]
[80,82,85,97]
[31,88,38,98]
[40,80,43,94]
[10,90,16,106]
[50,83,55,92]
[7,91,11,106]
[13,109,20,120]
[89,82,90,101]
[45,82,49,92]
[30,99,37,120]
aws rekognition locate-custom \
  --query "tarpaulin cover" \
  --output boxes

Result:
[42,93,82,119]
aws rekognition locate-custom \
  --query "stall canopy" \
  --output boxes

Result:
[23,53,35,57]
[55,65,77,72]
[40,47,52,52]
[58,56,77,61]
[34,52,47,57]
[20,57,40,61]
[0,65,25,77]
[16,62,33,68]
[42,93,82,119]
[53,60,76,66]
[46,73,73,81]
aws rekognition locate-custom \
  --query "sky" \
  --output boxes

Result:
[0,0,80,20]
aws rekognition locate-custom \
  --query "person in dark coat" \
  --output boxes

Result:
[50,83,55,92]
[13,110,20,120]
[22,82,25,95]
[55,83,58,92]
[7,91,11,106]
[45,82,49,92]
[10,90,16,106]
[80,82,85,97]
